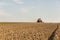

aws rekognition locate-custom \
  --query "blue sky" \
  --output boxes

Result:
[0,0,60,22]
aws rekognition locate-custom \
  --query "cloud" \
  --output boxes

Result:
[0,9,11,17]
[13,0,24,4]
[31,6,36,8]
[0,2,7,6]
[21,8,28,13]
[0,2,7,8]
[20,6,36,13]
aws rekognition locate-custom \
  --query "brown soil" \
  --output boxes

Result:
[0,22,60,40]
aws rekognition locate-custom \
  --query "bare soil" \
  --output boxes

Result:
[0,22,60,40]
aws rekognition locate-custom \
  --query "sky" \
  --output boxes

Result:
[0,0,60,22]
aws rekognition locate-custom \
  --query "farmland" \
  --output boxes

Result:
[0,22,60,40]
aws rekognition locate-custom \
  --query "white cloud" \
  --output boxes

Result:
[0,2,7,8]
[31,6,36,8]
[19,6,36,14]
[0,2,5,8]
[20,7,29,13]
[0,10,11,17]
[13,0,24,4]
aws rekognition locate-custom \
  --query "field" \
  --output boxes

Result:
[0,22,60,40]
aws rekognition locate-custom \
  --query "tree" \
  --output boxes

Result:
[37,18,43,23]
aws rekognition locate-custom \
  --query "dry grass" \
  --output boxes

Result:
[0,22,59,40]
